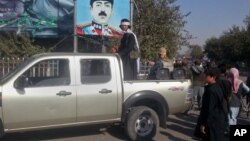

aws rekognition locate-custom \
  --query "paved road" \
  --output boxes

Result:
[2,110,249,141]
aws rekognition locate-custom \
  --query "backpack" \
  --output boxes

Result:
[129,48,140,59]
[172,68,186,79]
[156,68,170,80]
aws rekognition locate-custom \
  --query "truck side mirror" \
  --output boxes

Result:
[14,75,27,90]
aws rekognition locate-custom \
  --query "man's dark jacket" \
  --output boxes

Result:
[196,83,229,141]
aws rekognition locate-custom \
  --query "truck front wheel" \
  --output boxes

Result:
[125,106,159,141]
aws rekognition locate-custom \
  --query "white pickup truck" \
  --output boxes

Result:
[0,53,192,141]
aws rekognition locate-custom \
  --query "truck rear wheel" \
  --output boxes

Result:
[125,106,159,141]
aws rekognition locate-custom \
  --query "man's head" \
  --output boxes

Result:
[194,59,201,66]
[158,47,167,60]
[204,68,219,84]
[90,0,114,25]
[182,58,188,66]
[218,63,227,75]
[120,18,131,31]
[109,46,118,53]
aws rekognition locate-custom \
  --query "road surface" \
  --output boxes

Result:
[2,110,249,141]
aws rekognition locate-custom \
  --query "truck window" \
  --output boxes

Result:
[80,59,111,83]
[19,59,70,87]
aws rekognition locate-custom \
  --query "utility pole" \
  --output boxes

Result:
[73,0,78,53]
[130,0,134,31]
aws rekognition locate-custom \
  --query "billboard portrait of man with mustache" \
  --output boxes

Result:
[77,0,121,36]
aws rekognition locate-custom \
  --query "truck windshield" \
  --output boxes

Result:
[0,57,35,85]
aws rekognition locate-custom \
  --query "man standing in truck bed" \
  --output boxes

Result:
[118,19,140,80]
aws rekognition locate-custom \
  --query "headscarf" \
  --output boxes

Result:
[120,18,131,29]
[228,68,242,94]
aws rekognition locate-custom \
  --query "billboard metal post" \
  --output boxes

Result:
[130,0,134,31]
[73,0,78,53]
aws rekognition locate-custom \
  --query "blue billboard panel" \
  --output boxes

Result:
[76,0,130,37]
[0,0,74,38]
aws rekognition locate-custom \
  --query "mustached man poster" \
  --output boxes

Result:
[76,0,130,37]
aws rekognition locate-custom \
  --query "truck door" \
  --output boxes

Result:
[75,57,118,122]
[2,57,76,129]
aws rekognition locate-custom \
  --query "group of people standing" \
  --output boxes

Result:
[113,15,250,141]
[193,62,250,141]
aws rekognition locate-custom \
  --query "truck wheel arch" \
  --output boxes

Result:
[122,90,169,128]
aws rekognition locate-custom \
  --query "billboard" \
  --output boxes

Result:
[76,0,130,37]
[0,0,74,38]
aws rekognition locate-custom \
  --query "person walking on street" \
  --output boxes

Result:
[217,63,232,109]
[195,68,229,141]
[227,67,250,125]
[191,59,205,110]
[180,58,192,79]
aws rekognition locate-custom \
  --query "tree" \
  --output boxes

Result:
[0,32,46,58]
[222,26,245,61]
[204,13,250,66]
[204,37,224,62]
[133,0,191,60]
[204,25,250,64]
[243,13,250,30]
[190,44,203,59]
